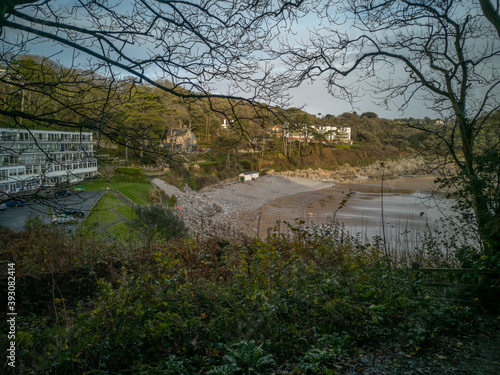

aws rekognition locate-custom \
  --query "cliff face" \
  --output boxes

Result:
[261,144,402,173]
[275,157,427,183]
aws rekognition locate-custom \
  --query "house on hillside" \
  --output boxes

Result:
[270,125,283,137]
[281,123,352,144]
[161,128,198,153]
[221,118,234,129]
[282,123,311,142]
[312,125,352,143]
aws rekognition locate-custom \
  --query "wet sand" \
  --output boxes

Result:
[156,174,452,241]
[256,175,455,239]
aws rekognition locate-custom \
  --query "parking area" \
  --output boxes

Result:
[0,190,105,231]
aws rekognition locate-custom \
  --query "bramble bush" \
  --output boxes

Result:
[0,220,484,374]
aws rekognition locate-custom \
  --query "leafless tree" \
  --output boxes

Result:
[1,1,304,101]
[479,0,500,38]
[276,0,500,254]
[0,0,304,210]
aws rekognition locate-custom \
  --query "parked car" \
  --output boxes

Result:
[0,203,6,211]
[61,208,85,217]
[50,214,77,224]
[5,200,25,207]
[55,189,71,197]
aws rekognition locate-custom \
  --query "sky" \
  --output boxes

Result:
[5,0,495,122]
[288,81,435,120]
[277,5,441,120]
[15,41,437,121]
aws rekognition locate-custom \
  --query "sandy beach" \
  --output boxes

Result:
[153,173,444,238]
[153,175,336,237]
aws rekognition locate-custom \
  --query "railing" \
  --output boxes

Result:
[106,187,136,207]
[415,268,500,309]
[416,268,500,291]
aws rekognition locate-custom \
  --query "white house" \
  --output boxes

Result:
[221,118,234,129]
[282,124,352,143]
[312,125,352,143]
[0,128,97,194]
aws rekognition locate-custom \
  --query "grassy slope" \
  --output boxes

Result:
[76,180,152,205]
[80,180,149,238]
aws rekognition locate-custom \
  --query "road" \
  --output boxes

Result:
[0,191,105,231]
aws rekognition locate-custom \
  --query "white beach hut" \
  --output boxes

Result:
[239,171,259,182]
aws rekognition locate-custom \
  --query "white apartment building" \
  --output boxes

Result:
[0,128,97,194]
[283,124,352,143]
[313,125,352,143]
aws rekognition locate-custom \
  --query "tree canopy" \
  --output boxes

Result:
[0,0,306,158]
[275,0,500,254]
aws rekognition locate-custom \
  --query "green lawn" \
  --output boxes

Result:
[85,194,122,227]
[107,221,132,238]
[114,183,151,205]
[114,203,134,219]
[78,179,153,239]
[84,193,135,238]
[75,180,152,205]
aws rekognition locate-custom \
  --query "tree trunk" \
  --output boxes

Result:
[206,116,209,141]
[479,0,500,39]
[456,115,498,252]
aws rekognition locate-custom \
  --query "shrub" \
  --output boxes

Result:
[131,204,187,246]
[115,166,143,175]
[6,219,484,374]
[186,176,200,190]
[209,340,275,375]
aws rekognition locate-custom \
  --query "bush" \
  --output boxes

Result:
[186,175,218,191]
[5,220,484,374]
[149,188,178,206]
[131,204,187,246]
[186,176,200,190]
[115,166,143,175]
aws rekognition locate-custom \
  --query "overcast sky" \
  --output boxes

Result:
[287,81,437,120]
[6,0,477,122]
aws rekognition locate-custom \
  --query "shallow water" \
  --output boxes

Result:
[258,177,465,250]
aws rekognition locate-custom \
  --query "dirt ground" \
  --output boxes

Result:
[337,314,500,375]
